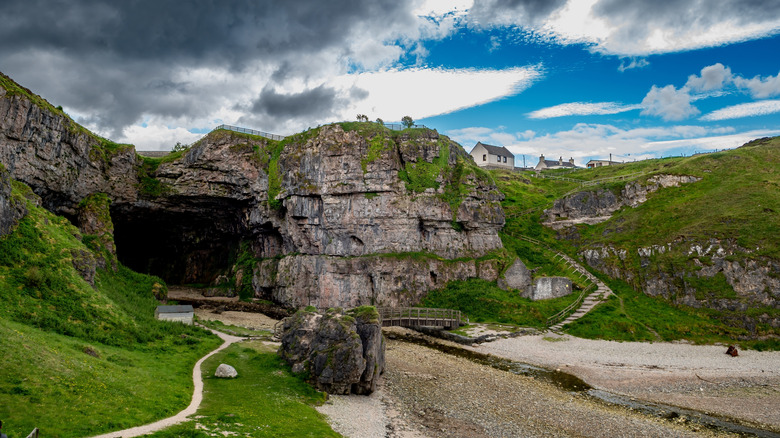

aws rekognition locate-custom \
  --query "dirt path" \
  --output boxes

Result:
[88,328,244,438]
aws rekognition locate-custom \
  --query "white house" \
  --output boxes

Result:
[470,142,515,169]
[155,305,194,325]
[535,155,576,171]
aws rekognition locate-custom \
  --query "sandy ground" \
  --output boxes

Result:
[473,333,780,431]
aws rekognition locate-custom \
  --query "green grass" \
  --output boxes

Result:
[145,341,340,438]
[0,319,219,438]
[420,279,581,328]
[0,180,221,436]
[563,275,779,349]
[573,138,780,256]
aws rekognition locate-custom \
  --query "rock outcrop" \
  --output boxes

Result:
[0,73,507,308]
[581,240,779,331]
[0,163,27,237]
[279,307,385,395]
[543,175,701,229]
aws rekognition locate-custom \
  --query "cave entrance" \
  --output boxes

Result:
[111,202,246,285]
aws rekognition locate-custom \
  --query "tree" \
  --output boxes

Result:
[375,118,384,125]
[172,142,189,152]
[401,116,414,129]
[356,114,368,122]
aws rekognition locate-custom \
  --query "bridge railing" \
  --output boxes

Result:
[378,307,461,328]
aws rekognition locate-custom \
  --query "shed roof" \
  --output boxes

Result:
[474,142,513,157]
[156,305,194,314]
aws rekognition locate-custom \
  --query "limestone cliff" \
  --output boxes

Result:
[0,73,506,308]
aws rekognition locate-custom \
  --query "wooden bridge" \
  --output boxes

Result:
[378,307,461,329]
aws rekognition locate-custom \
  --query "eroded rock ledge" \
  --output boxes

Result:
[543,174,701,229]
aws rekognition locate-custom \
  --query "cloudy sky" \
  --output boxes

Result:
[2,0,780,164]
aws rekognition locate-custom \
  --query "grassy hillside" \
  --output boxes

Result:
[0,182,221,437]
[573,137,780,256]
[487,138,779,348]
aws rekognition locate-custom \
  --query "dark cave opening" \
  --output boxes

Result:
[111,201,247,285]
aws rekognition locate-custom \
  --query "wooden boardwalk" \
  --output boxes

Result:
[379,307,461,329]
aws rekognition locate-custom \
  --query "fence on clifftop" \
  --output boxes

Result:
[213,124,286,141]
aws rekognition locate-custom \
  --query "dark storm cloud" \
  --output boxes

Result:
[0,0,415,134]
[468,0,568,25]
[0,0,414,67]
[252,85,341,119]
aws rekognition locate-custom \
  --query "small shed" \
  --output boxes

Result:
[155,305,194,325]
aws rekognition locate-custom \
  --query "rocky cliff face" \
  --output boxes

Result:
[0,83,139,216]
[543,174,701,229]
[0,74,506,308]
[0,163,27,236]
[581,240,779,331]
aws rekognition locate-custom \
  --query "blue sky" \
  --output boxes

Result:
[2,0,780,165]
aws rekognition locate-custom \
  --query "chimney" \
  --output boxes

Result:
[569,157,575,165]
[558,156,563,165]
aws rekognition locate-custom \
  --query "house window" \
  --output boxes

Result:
[497,156,501,162]
[482,154,486,161]
[503,156,507,163]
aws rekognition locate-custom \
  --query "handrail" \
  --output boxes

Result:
[378,307,461,328]
[213,124,286,141]
[546,283,595,327]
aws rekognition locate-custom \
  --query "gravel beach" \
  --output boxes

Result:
[474,333,780,431]
[320,334,737,438]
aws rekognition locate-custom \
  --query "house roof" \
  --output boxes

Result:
[156,305,194,314]
[543,160,575,168]
[474,142,513,157]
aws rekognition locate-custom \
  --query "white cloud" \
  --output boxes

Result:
[640,85,700,121]
[700,100,780,121]
[331,66,542,122]
[527,101,641,119]
[686,63,732,92]
[119,124,204,151]
[618,57,650,72]
[467,0,780,56]
[733,71,780,99]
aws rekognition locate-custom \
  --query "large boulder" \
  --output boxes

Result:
[279,306,385,395]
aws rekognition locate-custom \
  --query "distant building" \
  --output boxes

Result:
[469,142,515,169]
[155,305,194,325]
[535,155,576,171]
[586,159,621,169]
